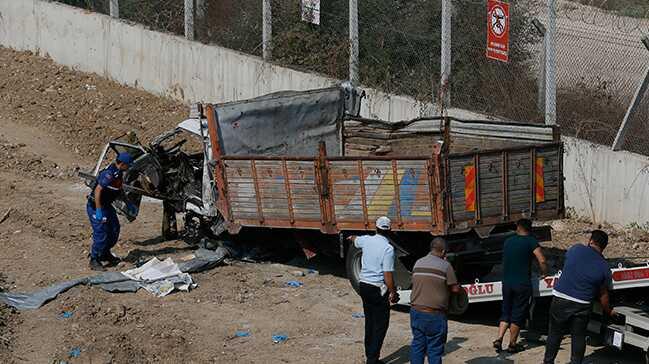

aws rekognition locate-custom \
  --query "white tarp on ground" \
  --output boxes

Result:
[0,247,230,310]
[123,257,196,297]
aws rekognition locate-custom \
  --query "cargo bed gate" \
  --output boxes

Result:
[204,105,564,236]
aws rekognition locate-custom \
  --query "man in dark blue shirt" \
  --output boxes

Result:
[493,219,547,353]
[543,230,615,364]
[87,152,133,271]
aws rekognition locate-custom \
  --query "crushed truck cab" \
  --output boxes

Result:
[82,85,565,289]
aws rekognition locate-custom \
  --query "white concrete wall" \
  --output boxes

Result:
[0,0,430,122]
[563,136,649,227]
[2,0,649,227]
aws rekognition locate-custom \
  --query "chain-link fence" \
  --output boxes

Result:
[195,0,262,56]
[451,0,543,123]
[358,1,438,103]
[552,22,648,150]
[52,0,649,156]
[271,0,348,80]
[58,0,109,14]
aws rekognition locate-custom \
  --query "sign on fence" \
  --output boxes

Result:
[486,0,510,62]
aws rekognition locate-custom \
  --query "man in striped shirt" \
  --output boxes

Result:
[409,237,461,364]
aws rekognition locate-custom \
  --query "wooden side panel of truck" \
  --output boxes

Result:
[205,105,564,236]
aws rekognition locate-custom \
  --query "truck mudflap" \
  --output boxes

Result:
[397,264,649,308]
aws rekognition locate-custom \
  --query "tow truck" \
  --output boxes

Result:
[398,260,649,363]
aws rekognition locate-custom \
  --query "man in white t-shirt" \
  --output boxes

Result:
[347,216,397,364]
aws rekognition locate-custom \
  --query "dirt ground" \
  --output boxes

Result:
[1,47,648,363]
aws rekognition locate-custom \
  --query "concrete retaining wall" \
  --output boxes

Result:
[2,0,648,227]
[563,136,649,227]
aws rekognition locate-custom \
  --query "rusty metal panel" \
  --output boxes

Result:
[330,159,435,231]
[508,151,533,215]
[224,160,259,220]
[448,144,563,228]
[329,160,365,223]
[285,161,321,221]
[219,143,562,234]
[477,153,504,219]
[224,158,322,227]
[254,160,291,220]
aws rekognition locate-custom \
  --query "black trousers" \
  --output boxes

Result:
[543,297,592,364]
[359,282,390,364]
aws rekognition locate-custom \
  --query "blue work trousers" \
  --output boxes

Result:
[410,309,448,364]
[86,202,120,260]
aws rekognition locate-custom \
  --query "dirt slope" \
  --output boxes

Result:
[0,48,185,164]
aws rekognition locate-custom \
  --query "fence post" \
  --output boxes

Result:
[196,0,204,38]
[612,36,649,151]
[263,0,273,60]
[532,19,546,114]
[439,0,452,109]
[109,0,119,18]
[184,0,195,41]
[545,0,557,125]
[349,0,359,85]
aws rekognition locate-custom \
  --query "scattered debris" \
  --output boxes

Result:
[271,334,288,344]
[59,311,73,319]
[68,347,81,358]
[351,312,364,319]
[0,248,230,310]
[290,270,305,277]
[234,330,251,338]
[0,208,10,225]
[285,281,303,288]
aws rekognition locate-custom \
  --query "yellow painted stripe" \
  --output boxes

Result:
[367,169,405,216]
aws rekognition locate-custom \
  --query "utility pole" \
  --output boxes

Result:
[109,0,119,18]
[263,0,273,60]
[545,0,557,125]
[532,19,547,114]
[184,0,195,41]
[349,0,359,85]
[196,0,205,39]
[440,0,452,110]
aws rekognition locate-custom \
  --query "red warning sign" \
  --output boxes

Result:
[486,0,510,62]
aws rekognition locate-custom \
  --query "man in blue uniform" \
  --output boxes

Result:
[87,152,133,271]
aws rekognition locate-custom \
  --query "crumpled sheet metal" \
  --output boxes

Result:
[0,247,229,310]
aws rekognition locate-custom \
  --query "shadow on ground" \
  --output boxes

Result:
[122,246,195,263]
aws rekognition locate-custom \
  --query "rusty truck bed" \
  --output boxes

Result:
[204,105,564,236]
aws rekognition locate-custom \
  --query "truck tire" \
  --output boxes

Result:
[346,243,363,294]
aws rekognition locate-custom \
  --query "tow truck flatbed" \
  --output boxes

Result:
[398,264,649,308]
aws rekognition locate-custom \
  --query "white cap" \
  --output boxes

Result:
[375,216,391,230]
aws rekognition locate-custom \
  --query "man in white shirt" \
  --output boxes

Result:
[347,216,398,364]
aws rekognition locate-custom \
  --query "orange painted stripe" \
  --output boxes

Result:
[535,157,545,203]
[464,164,476,212]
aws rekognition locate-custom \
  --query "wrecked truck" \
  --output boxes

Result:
[81,85,564,290]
